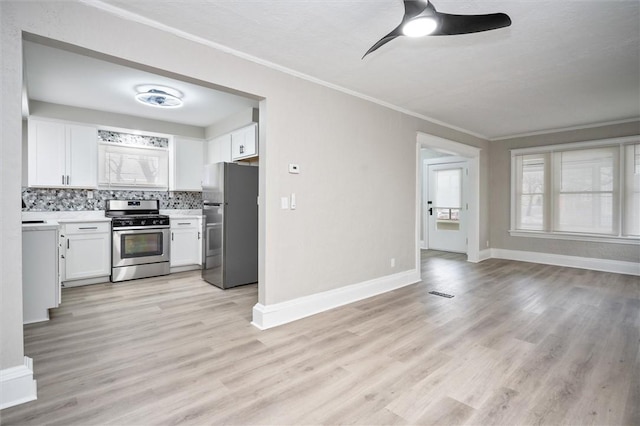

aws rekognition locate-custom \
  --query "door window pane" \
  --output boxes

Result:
[435,169,461,208]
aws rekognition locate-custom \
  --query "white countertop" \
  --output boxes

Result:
[22,220,60,231]
[22,211,110,221]
[22,209,203,222]
[160,209,203,218]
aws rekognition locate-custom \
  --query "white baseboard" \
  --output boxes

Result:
[252,269,421,330]
[0,357,37,410]
[475,249,492,263]
[491,248,640,276]
[62,276,109,287]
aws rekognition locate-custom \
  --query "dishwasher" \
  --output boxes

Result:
[22,222,60,324]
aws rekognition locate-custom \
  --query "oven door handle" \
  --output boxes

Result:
[112,226,170,232]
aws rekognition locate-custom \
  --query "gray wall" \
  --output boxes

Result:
[489,121,640,262]
[1,1,487,372]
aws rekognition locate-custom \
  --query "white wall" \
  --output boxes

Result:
[30,101,206,139]
[1,1,26,371]
[1,0,489,374]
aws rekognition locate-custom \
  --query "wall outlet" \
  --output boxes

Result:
[390,258,396,268]
[288,163,300,174]
[290,193,296,210]
[86,190,94,199]
[486,240,489,248]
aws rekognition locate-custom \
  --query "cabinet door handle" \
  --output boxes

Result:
[67,239,70,249]
[171,232,174,241]
[239,145,245,154]
[66,175,70,185]
[62,175,65,185]
[79,227,98,230]
[198,231,201,240]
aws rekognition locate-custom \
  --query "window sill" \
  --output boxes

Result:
[508,230,640,245]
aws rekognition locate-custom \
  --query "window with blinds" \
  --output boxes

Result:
[98,143,169,189]
[511,138,639,241]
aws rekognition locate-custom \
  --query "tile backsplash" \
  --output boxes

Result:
[98,130,169,148]
[22,188,202,211]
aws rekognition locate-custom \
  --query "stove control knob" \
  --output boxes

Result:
[141,220,146,225]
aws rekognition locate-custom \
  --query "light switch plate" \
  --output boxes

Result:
[288,164,300,174]
[281,196,289,209]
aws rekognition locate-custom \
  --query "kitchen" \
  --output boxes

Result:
[21,38,262,324]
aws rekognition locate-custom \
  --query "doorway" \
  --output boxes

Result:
[415,132,481,269]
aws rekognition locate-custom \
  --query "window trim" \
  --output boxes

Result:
[510,135,640,245]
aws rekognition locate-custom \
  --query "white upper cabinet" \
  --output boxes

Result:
[231,123,258,161]
[170,137,205,191]
[207,133,232,164]
[28,118,98,188]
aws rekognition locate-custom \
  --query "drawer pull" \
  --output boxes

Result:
[177,222,191,225]
[79,227,98,230]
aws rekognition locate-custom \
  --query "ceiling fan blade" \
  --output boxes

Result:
[362,28,402,58]
[431,12,512,36]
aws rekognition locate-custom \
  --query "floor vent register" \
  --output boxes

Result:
[428,291,454,298]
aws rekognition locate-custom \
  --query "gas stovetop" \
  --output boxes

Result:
[105,200,169,228]
[110,214,169,228]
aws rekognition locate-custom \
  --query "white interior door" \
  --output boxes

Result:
[427,162,467,253]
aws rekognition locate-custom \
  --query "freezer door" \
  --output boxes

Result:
[202,202,224,287]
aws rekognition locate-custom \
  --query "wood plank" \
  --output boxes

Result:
[2,250,638,425]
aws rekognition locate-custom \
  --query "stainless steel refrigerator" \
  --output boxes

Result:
[202,162,258,289]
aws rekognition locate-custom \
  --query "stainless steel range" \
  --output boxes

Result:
[106,200,170,282]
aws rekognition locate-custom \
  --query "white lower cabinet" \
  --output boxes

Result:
[170,218,202,269]
[61,221,111,286]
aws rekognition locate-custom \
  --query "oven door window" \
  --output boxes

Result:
[121,232,163,258]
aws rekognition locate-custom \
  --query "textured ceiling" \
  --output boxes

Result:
[67,1,640,138]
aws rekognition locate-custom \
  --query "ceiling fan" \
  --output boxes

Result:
[362,0,512,58]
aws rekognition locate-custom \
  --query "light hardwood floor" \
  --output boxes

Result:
[2,251,639,425]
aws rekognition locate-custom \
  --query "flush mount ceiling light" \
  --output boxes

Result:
[363,0,511,58]
[134,85,183,108]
